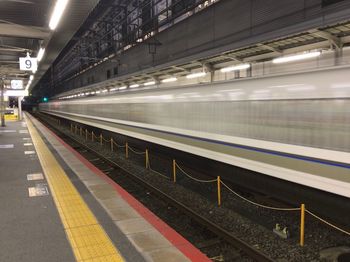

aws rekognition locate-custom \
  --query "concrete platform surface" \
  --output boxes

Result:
[0,120,75,262]
[27,114,210,262]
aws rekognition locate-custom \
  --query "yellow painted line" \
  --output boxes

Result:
[26,115,124,262]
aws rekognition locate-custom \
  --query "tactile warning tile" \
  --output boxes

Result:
[26,116,124,262]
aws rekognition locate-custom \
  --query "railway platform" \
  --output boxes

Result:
[0,114,209,262]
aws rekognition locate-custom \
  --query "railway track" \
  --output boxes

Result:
[35,113,274,262]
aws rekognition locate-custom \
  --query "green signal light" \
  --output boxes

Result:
[43,97,48,102]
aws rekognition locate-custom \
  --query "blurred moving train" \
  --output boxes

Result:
[40,66,350,198]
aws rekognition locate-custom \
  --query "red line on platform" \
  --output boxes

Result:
[41,121,210,262]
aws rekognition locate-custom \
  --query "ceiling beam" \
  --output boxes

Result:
[219,54,243,62]
[309,29,342,49]
[0,23,50,39]
[171,66,190,72]
[0,60,18,64]
[0,47,28,53]
[256,43,282,54]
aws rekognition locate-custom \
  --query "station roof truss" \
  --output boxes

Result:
[56,19,350,99]
[46,0,219,88]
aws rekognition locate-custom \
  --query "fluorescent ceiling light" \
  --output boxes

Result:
[49,0,69,30]
[29,75,34,81]
[272,51,321,64]
[110,87,118,91]
[161,77,177,83]
[129,84,139,88]
[186,72,206,79]
[102,89,108,93]
[220,63,250,73]
[119,86,127,90]
[144,81,156,86]
[37,48,45,62]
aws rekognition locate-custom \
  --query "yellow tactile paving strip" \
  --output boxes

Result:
[26,115,125,262]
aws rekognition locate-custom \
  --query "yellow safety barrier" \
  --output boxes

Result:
[113,140,126,149]
[217,176,221,206]
[61,121,350,248]
[220,180,300,211]
[175,162,217,183]
[300,204,305,246]
[172,160,176,183]
[145,149,149,169]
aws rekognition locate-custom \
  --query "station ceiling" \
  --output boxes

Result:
[0,0,99,89]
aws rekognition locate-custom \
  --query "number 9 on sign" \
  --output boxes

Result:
[19,57,37,71]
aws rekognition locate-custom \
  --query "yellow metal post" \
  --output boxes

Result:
[217,176,221,206]
[145,149,149,169]
[80,127,82,137]
[75,125,78,134]
[70,123,73,133]
[172,160,176,183]
[125,142,129,158]
[92,131,94,142]
[100,134,103,145]
[111,138,114,152]
[300,204,305,246]
[85,129,88,140]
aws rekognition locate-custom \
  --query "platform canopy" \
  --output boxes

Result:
[0,0,99,94]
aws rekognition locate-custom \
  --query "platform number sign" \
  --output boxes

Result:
[19,55,37,72]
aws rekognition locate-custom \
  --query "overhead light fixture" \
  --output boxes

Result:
[49,0,69,30]
[272,51,321,64]
[29,75,34,81]
[102,89,108,93]
[37,48,45,62]
[161,77,177,83]
[119,86,127,90]
[110,87,118,91]
[186,72,207,79]
[144,81,156,86]
[129,84,140,88]
[220,63,250,73]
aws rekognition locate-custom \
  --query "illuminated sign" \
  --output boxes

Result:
[10,80,23,89]
[4,90,28,97]
[19,54,37,72]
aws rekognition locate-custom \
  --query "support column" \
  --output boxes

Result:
[18,96,23,121]
[0,81,5,127]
